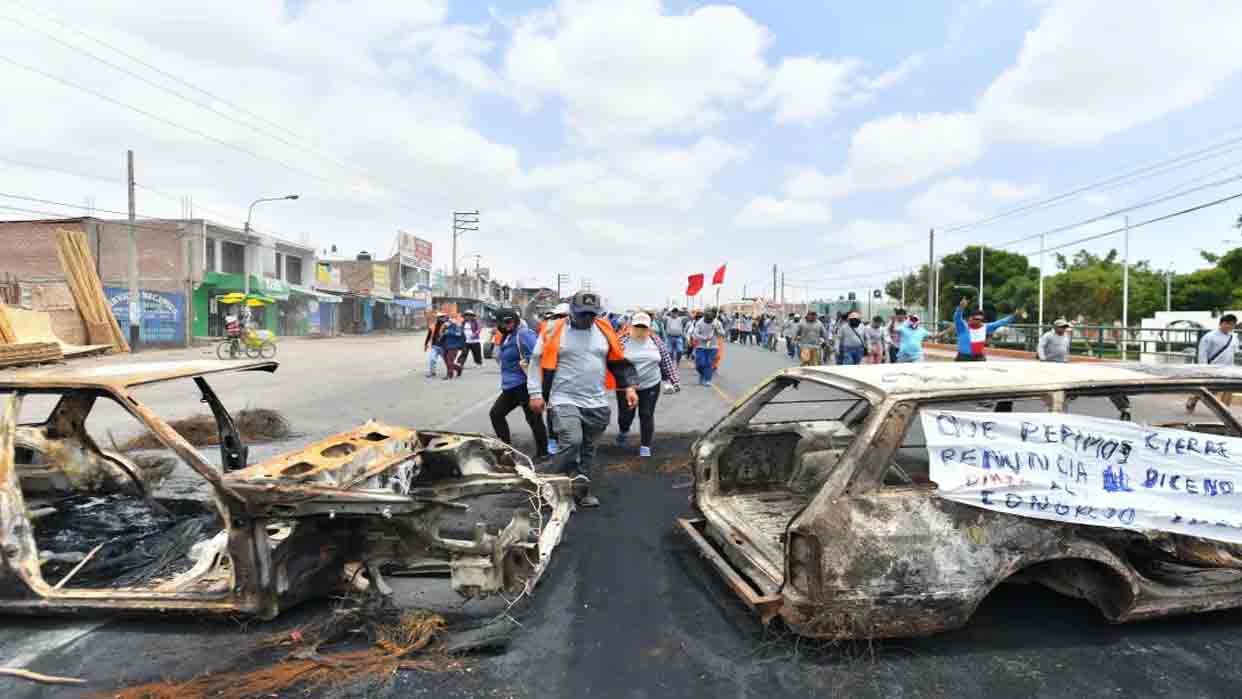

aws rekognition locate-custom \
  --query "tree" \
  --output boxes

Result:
[935,245,1033,319]
[1173,267,1233,311]
[1042,248,1164,323]
[884,265,930,309]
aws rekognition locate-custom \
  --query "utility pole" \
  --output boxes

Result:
[127,150,140,351]
[556,273,570,299]
[1166,266,1173,312]
[1122,216,1130,361]
[451,211,479,297]
[900,265,906,307]
[978,245,985,313]
[1038,233,1046,330]
[771,264,777,305]
[927,229,935,327]
[780,272,785,310]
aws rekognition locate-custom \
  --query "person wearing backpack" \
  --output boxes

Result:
[488,308,548,459]
[440,316,466,380]
[1187,314,1238,412]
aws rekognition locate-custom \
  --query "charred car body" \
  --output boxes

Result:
[0,361,572,618]
[683,362,1242,639]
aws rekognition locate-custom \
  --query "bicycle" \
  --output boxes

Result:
[216,327,277,360]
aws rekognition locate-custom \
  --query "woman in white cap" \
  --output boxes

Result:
[614,312,680,456]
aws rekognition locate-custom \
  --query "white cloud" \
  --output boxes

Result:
[1082,192,1113,209]
[734,196,831,229]
[504,0,771,144]
[861,54,925,91]
[845,112,985,191]
[906,177,1043,226]
[784,167,853,200]
[978,1,1242,145]
[750,56,861,124]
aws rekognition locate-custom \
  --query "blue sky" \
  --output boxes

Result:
[2,1,1242,308]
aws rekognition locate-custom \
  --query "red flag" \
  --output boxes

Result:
[686,273,705,297]
[711,264,727,286]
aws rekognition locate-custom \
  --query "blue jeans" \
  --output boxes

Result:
[839,347,864,365]
[427,346,442,374]
[667,335,685,363]
[695,347,718,383]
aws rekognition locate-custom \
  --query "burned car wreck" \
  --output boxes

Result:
[682,362,1242,639]
[0,360,572,618]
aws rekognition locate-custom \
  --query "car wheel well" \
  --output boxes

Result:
[1002,557,1135,620]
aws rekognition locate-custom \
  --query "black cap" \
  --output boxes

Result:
[570,290,603,315]
[495,308,519,324]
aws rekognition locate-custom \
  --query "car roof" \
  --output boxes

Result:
[0,360,277,390]
[791,361,1242,397]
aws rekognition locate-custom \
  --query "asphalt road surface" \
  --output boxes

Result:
[3,335,1242,698]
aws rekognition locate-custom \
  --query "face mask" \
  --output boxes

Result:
[571,312,595,330]
[849,319,861,328]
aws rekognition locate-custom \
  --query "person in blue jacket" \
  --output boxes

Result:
[488,308,549,459]
[953,297,1026,361]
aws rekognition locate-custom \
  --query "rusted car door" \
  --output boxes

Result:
[0,392,45,597]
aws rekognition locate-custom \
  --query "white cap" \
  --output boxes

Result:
[631,312,652,327]
[1054,318,1071,327]
[554,302,570,316]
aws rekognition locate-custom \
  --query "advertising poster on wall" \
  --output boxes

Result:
[105,287,186,345]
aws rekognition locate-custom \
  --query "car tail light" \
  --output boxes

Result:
[787,531,821,594]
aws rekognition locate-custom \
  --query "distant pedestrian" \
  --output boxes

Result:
[895,315,947,362]
[455,310,483,371]
[887,309,908,363]
[1187,314,1238,412]
[691,308,726,386]
[424,312,448,377]
[836,311,867,366]
[783,314,799,358]
[1037,319,1073,363]
[864,315,887,364]
[489,308,548,459]
[953,298,1025,362]
[664,308,688,364]
[794,310,829,366]
[614,313,680,456]
[440,316,466,379]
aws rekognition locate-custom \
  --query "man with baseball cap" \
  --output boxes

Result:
[1038,319,1073,363]
[527,291,638,507]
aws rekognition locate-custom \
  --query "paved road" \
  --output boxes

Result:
[4,336,1242,698]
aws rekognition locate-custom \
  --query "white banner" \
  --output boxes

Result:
[923,410,1242,544]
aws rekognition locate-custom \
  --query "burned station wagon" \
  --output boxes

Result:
[0,360,572,618]
[682,362,1242,639]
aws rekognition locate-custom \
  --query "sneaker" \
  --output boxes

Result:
[639,446,651,457]
[547,439,559,455]
[615,432,628,447]
[704,381,713,387]
[578,493,601,508]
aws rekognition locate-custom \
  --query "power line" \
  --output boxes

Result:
[0,53,340,187]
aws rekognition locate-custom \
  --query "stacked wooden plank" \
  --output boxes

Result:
[0,304,14,343]
[54,229,129,354]
[0,341,62,368]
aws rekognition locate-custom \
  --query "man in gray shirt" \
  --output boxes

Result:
[528,291,638,507]
[664,309,688,364]
[1187,314,1237,412]
[794,311,829,366]
[691,308,726,386]
[1037,319,1072,362]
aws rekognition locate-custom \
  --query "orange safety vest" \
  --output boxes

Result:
[539,317,627,389]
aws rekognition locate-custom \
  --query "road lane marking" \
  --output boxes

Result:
[710,382,734,403]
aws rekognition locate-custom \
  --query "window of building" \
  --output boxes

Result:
[221,241,245,275]
[205,236,216,272]
[286,255,303,285]
[273,252,283,280]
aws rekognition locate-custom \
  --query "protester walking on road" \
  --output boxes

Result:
[614,313,680,457]
[887,309,908,363]
[783,314,799,358]
[953,298,1025,362]
[864,315,887,364]
[895,314,946,362]
[527,291,638,507]
[424,312,448,377]
[794,310,829,366]
[664,308,688,365]
[488,308,549,459]
[455,310,483,372]
[1037,319,1073,363]
[691,308,726,386]
[1186,314,1238,413]
[440,315,466,379]
[836,311,867,366]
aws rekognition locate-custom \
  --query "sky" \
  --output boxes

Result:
[2,0,1242,308]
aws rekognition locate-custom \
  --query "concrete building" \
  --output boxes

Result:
[0,217,324,345]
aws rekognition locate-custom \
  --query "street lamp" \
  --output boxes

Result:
[243,194,299,293]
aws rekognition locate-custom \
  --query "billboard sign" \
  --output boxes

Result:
[397,231,433,270]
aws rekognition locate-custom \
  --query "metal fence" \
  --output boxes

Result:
[931,322,1233,364]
